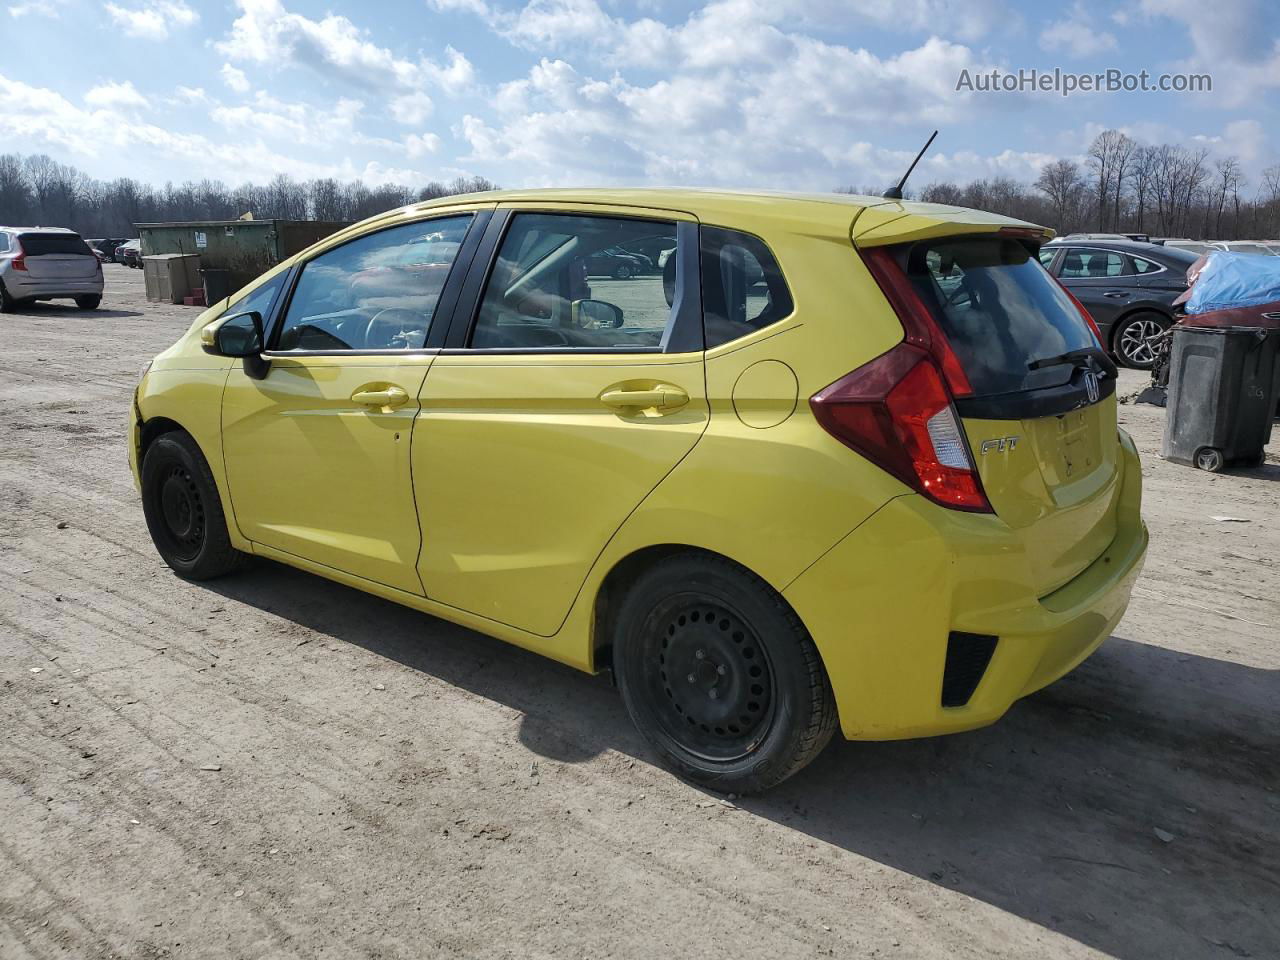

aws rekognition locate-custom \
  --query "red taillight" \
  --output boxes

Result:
[860,246,972,397]
[1054,277,1104,346]
[811,343,991,512]
[11,241,26,271]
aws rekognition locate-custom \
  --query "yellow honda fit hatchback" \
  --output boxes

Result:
[130,189,1147,792]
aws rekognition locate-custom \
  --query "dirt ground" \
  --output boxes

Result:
[1,264,1277,960]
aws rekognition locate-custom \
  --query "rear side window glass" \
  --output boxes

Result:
[470,213,676,350]
[908,237,1095,395]
[1132,257,1162,274]
[19,233,93,256]
[700,227,793,348]
[1057,249,1130,278]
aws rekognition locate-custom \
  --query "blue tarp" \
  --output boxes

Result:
[1185,252,1280,314]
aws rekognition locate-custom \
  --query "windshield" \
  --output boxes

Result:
[908,237,1096,396]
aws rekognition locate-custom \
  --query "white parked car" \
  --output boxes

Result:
[0,227,104,312]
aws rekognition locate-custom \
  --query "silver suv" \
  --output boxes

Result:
[0,227,104,312]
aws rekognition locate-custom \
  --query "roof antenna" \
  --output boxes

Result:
[882,130,938,200]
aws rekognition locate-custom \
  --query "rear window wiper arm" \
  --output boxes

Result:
[1027,348,1100,371]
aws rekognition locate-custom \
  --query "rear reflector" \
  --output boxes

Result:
[811,343,991,512]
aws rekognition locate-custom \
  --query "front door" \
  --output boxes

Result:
[414,207,707,636]
[220,211,480,594]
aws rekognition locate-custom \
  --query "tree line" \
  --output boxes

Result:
[857,130,1280,241]
[0,152,498,238]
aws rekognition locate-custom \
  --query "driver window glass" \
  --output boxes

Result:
[222,270,287,327]
[274,214,472,352]
[469,213,676,350]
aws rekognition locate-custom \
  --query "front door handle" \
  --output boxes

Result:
[351,385,409,409]
[1103,292,1129,299]
[599,385,689,413]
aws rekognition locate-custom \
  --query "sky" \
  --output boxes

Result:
[2,0,1278,193]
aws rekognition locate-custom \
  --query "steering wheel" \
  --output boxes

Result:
[364,308,424,349]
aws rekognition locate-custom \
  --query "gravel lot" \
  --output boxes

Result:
[1,264,1277,960]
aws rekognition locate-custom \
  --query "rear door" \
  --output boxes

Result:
[898,235,1122,596]
[1054,246,1135,328]
[413,205,707,636]
[18,232,99,281]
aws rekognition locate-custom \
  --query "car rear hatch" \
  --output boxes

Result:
[18,233,100,280]
[853,206,1121,597]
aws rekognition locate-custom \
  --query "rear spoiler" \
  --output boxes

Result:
[853,202,1054,248]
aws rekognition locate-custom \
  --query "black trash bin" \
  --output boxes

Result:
[1161,325,1280,471]
[201,268,232,305]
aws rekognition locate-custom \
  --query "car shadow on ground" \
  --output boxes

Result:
[11,303,146,319]
[204,561,1280,960]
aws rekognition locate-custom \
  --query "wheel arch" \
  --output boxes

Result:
[589,543,823,680]
[1107,304,1172,349]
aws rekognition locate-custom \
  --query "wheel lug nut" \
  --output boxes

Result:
[695,649,705,660]
[687,674,696,684]
[716,664,726,676]
[708,689,719,700]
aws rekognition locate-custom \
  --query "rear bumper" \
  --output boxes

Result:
[5,276,104,297]
[784,430,1147,740]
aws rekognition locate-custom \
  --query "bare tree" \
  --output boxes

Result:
[1035,159,1084,233]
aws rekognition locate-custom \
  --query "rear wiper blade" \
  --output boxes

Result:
[1028,348,1099,371]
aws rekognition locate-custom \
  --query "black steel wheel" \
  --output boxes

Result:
[141,431,246,580]
[613,551,837,793]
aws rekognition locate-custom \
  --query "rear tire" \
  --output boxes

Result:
[612,551,837,794]
[141,431,247,580]
[0,282,15,313]
[613,263,633,280]
[75,295,101,310]
[1113,312,1168,369]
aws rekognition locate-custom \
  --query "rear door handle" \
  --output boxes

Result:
[599,385,689,413]
[351,385,409,409]
[1103,292,1129,299]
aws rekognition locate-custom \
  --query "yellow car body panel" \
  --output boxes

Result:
[130,188,1147,742]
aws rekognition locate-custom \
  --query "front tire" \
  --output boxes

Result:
[76,295,101,310]
[613,262,633,280]
[1113,312,1168,369]
[612,552,837,793]
[141,431,246,580]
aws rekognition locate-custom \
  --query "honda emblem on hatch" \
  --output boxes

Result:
[1084,370,1101,404]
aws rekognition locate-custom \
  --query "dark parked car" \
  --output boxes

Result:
[116,239,142,268]
[88,237,129,262]
[584,246,648,279]
[1039,238,1199,368]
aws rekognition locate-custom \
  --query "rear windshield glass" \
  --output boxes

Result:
[908,237,1095,395]
[19,233,93,257]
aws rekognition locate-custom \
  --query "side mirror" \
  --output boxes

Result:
[571,299,624,329]
[201,311,270,379]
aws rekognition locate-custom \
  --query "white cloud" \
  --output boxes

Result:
[104,0,197,40]
[84,80,148,109]
[1040,5,1118,57]
[9,0,67,16]
[404,133,442,158]
[390,92,433,125]
[217,0,473,96]
[211,92,365,147]
[221,64,251,93]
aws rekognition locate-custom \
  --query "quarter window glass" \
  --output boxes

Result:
[1037,247,1057,267]
[224,270,287,323]
[700,227,793,348]
[1132,257,1162,274]
[275,215,472,352]
[470,213,676,350]
[1057,249,1129,278]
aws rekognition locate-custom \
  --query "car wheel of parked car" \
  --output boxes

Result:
[0,282,16,314]
[1113,312,1168,369]
[141,431,247,581]
[75,295,101,310]
[612,551,838,794]
[613,262,633,280]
